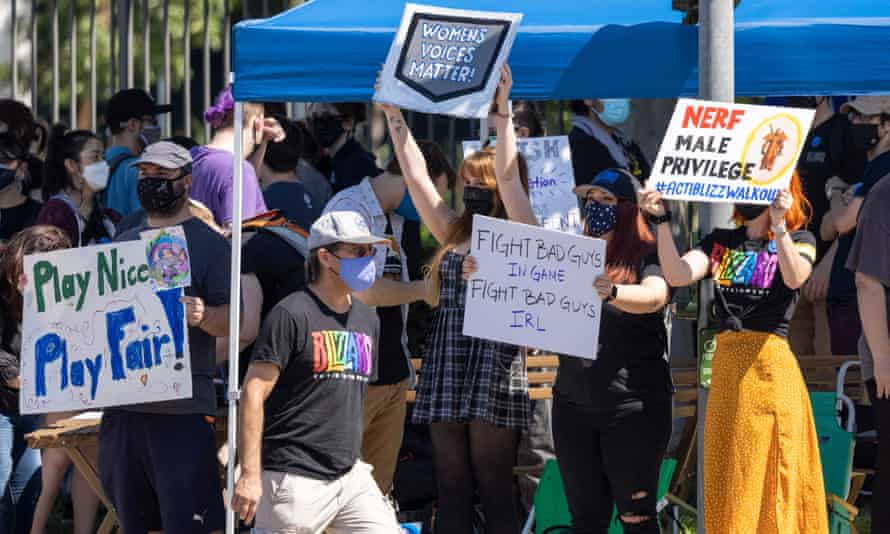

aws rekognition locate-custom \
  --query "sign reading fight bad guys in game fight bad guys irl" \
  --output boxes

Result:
[463,215,605,360]
[19,228,193,414]
[374,3,522,118]
[463,136,582,235]
[650,99,815,205]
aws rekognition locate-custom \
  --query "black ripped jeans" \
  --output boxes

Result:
[552,394,671,534]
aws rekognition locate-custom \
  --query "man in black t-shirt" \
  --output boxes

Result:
[788,96,867,358]
[232,211,400,532]
[99,141,230,533]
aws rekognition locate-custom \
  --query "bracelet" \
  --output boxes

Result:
[495,111,510,118]
[646,210,672,226]
[771,221,787,237]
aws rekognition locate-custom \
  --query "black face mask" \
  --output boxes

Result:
[850,123,880,154]
[311,116,346,148]
[463,186,495,215]
[735,203,768,221]
[0,166,17,191]
[137,174,188,214]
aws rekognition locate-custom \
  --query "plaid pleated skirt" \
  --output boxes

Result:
[412,251,529,429]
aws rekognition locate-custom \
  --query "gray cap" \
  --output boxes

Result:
[135,141,193,169]
[308,211,388,250]
[840,96,890,117]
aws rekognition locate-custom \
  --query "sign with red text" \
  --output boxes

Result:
[20,240,192,414]
[650,99,815,205]
[374,4,522,118]
[462,215,605,359]
[463,136,582,235]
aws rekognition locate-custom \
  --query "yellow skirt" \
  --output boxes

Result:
[703,331,828,534]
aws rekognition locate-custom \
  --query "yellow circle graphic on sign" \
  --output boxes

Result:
[740,113,803,186]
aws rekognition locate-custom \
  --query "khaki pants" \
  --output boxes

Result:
[253,462,400,534]
[361,379,409,494]
[788,294,831,357]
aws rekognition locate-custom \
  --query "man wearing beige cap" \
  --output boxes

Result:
[843,95,890,534]
[99,140,233,534]
[233,210,401,533]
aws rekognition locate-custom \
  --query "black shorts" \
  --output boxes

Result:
[98,411,225,534]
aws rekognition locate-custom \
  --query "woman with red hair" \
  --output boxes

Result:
[640,174,828,534]
[553,168,672,533]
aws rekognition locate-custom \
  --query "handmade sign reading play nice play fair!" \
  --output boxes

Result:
[374,3,522,118]
[650,99,815,205]
[462,215,605,360]
[463,136,582,235]
[20,234,192,414]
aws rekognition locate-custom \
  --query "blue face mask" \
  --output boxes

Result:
[394,188,420,222]
[584,200,618,237]
[597,99,631,126]
[334,254,377,292]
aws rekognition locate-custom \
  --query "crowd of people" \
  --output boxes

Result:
[0,69,888,534]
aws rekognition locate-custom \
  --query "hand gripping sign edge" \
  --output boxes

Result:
[395,12,512,103]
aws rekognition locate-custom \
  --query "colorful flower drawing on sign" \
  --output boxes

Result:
[141,227,191,290]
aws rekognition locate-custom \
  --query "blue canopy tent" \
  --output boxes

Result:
[224,3,890,532]
[232,0,890,102]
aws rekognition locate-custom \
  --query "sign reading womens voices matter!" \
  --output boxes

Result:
[374,4,522,118]
[463,136,582,234]
[19,237,192,414]
[463,215,605,359]
[650,99,815,205]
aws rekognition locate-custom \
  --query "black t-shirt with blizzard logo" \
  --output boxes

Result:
[697,227,816,337]
[250,288,379,480]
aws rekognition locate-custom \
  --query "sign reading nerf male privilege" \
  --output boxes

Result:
[463,136,582,234]
[19,238,192,414]
[374,4,522,118]
[462,215,605,359]
[650,99,815,205]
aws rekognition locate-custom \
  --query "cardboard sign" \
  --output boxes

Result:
[650,99,815,205]
[462,215,605,359]
[463,136,582,234]
[20,238,192,414]
[374,3,522,118]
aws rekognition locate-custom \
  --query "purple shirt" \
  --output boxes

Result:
[189,146,267,226]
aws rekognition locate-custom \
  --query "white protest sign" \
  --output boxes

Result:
[20,238,192,414]
[463,136,582,235]
[650,98,815,205]
[374,3,522,118]
[462,215,605,359]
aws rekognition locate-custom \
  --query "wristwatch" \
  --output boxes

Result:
[605,284,618,303]
[646,210,672,226]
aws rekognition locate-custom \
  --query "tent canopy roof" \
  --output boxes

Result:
[232,0,890,102]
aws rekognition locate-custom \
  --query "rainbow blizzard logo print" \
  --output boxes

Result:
[311,330,373,380]
[708,241,778,294]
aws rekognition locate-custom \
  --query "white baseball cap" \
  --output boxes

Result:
[308,211,388,250]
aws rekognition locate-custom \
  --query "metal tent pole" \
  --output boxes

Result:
[225,96,244,534]
[696,1,735,532]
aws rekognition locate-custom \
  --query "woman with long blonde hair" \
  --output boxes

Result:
[639,173,828,534]
[380,65,536,534]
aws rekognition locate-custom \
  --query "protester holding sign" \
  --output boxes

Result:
[640,177,828,533]
[99,141,231,533]
[0,226,69,534]
[232,211,399,532]
[555,168,671,533]
[381,65,534,534]
[569,99,651,186]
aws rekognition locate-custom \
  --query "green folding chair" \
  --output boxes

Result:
[522,458,677,534]
[810,361,860,534]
